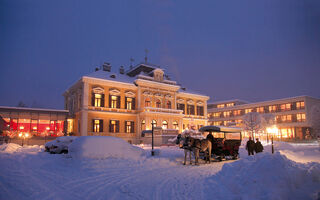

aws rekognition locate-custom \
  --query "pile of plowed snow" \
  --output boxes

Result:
[205,152,320,200]
[68,136,145,160]
[0,143,43,153]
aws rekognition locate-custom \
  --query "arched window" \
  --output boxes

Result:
[152,120,157,127]
[166,101,171,109]
[173,121,178,130]
[156,99,161,108]
[145,98,151,107]
[141,120,146,130]
[162,121,168,129]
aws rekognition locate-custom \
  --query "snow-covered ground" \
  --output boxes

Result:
[0,138,319,200]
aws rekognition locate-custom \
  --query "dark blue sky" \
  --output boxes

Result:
[1,0,320,109]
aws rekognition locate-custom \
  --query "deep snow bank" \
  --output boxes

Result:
[68,136,145,160]
[205,152,320,200]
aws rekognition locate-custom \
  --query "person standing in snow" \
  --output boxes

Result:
[254,138,264,153]
[246,136,255,156]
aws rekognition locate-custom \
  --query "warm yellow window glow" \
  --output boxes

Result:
[217,104,225,108]
[256,107,264,113]
[213,112,221,118]
[173,121,178,130]
[281,103,291,111]
[223,111,231,117]
[233,110,241,116]
[297,113,306,122]
[94,94,102,107]
[245,108,252,114]
[111,95,118,108]
[226,103,234,107]
[94,120,100,132]
[162,121,168,129]
[126,97,132,110]
[269,105,276,112]
[296,101,305,109]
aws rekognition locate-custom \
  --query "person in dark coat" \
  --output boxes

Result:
[246,137,255,156]
[255,138,264,153]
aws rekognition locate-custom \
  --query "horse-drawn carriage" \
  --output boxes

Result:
[176,126,242,164]
[199,126,242,161]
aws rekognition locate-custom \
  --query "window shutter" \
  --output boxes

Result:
[116,121,119,132]
[117,96,120,108]
[131,121,134,133]
[92,119,95,132]
[109,95,111,108]
[91,93,95,106]
[101,94,105,107]
[99,120,103,132]
[132,98,135,110]
[125,97,127,109]
[109,120,112,132]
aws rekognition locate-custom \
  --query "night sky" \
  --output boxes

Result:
[1,0,320,109]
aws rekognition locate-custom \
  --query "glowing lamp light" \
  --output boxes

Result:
[25,133,29,138]
[20,126,24,130]
[33,127,37,130]
[18,133,22,137]
[46,127,50,130]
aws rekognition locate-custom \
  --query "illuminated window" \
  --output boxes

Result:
[93,119,103,132]
[156,99,161,108]
[245,108,252,114]
[226,103,234,107]
[233,110,241,116]
[177,103,185,114]
[110,95,119,108]
[125,121,134,133]
[223,111,231,117]
[31,119,38,132]
[217,104,225,108]
[173,121,178,130]
[223,120,231,126]
[125,97,135,110]
[166,101,172,109]
[187,105,195,115]
[162,121,168,129]
[256,107,264,113]
[213,121,220,126]
[145,98,151,107]
[50,121,57,132]
[197,106,204,116]
[296,101,305,109]
[281,103,291,111]
[269,105,276,112]
[297,113,306,122]
[213,112,221,118]
[280,115,292,122]
[152,120,157,127]
[93,93,104,107]
[109,120,119,133]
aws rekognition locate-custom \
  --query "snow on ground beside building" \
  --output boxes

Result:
[68,136,145,160]
[0,139,319,200]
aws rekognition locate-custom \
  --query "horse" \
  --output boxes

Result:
[189,137,212,165]
[176,134,193,165]
[176,134,212,165]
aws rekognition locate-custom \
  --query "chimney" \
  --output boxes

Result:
[95,67,99,72]
[119,66,125,74]
[102,62,111,72]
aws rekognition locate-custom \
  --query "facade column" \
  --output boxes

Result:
[81,79,89,136]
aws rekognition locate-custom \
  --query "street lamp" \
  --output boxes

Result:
[267,126,278,154]
[151,121,156,156]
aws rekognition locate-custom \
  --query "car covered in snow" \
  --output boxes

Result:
[45,136,77,154]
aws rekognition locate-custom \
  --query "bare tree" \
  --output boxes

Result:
[242,112,262,140]
[310,104,320,137]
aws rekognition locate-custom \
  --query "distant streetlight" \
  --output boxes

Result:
[267,126,278,154]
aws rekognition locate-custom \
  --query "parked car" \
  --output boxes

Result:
[45,136,77,154]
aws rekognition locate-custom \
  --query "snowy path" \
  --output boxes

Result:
[0,143,319,200]
[0,147,226,200]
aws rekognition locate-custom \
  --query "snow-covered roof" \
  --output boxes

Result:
[0,106,69,113]
[208,99,249,105]
[85,70,136,84]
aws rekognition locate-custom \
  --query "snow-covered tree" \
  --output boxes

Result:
[310,104,320,137]
[242,112,262,140]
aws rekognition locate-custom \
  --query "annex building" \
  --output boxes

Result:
[207,96,320,140]
[64,62,209,144]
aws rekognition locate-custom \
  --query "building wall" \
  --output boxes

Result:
[207,96,320,140]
